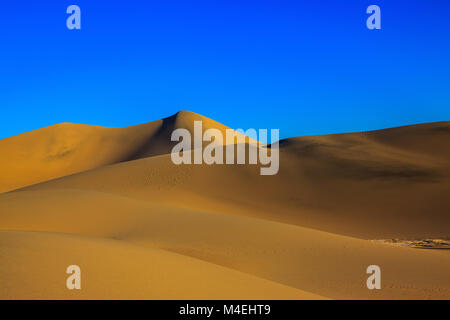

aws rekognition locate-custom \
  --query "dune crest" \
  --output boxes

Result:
[0,111,255,193]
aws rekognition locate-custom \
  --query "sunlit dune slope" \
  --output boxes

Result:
[19,121,450,239]
[0,111,255,193]
[0,189,449,299]
[0,230,324,300]
[0,113,449,299]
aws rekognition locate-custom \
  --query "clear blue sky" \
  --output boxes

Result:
[1,0,449,139]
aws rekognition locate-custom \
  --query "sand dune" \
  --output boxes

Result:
[1,189,449,299]
[0,230,324,300]
[0,111,449,299]
[18,120,450,239]
[0,111,255,193]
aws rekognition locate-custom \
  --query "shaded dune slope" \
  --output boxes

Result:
[0,113,449,299]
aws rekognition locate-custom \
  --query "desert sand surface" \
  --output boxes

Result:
[0,111,449,299]
[0,111,256,193]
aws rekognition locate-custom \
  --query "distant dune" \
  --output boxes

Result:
[0,111,449,299]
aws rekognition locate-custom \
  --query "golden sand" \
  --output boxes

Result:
[0,111,449,299]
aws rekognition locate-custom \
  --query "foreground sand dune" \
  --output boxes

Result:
[0,111,449,299]
[0,230,324,300]
[0,189,449,299]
